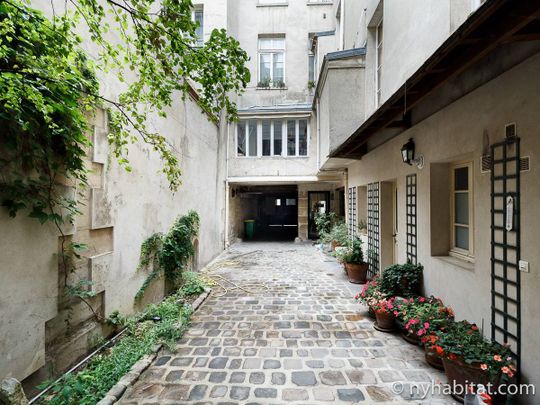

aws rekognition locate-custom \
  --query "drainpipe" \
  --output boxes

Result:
[224,120,230,248]
[340,0,346,50]
[316,97,321,172]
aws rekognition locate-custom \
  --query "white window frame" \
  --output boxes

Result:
[449,161,475,261]
[236,118,309,158]
[375,19,383,107]
[258,36,286,87]
[192,6,204,47]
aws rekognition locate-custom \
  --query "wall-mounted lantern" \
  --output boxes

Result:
[401,138,424,169]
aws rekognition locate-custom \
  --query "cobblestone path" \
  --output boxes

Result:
[119,242,454,404]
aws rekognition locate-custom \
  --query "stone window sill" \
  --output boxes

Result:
[256,3,288,7]
[256,87,288,91]
[433,255,475,271]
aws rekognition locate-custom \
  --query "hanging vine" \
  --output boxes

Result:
[135,211,200,300]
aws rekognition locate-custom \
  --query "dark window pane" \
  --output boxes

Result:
[455,225,469,250]
[299,119,307,156]
[262,120,271,156]
[273,120,282,156]
[287,120,296,156]
[248,120,257,156]
[454,166,469,190]
[455,192,469,225]
[237,121,246,156]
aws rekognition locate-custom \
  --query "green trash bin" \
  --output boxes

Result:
[244,220,255,240]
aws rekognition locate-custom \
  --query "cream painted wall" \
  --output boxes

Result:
[346,52,540,402]
[0,0,227,383]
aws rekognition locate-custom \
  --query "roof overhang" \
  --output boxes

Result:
[331,0,540,159]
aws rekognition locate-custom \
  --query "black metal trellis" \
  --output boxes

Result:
[490,136,521,371]
[406,174,417,264]
[348,186,357,238]
[367,182,380,279]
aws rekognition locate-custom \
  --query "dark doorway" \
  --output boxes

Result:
[308,191,330,240]
[237,185,298,241]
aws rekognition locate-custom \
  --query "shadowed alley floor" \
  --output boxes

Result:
[119,242,454,404]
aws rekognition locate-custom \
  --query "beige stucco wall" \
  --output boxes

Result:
[0,0,227,384]
[346,52,540,401]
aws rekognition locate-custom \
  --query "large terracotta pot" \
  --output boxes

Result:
[424,347,444,370]
[345,262,368,284]
[375,310,395,331]
[442,357,501,403]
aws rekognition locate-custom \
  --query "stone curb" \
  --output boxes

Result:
[96,288,212,405]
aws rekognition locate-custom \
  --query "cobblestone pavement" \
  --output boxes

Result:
[119,242,455,404]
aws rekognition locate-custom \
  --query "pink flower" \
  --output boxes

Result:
[480,364,488,371]
[424,322,430,329]
[494,355,502,362]
[393,311,399,316]
[419,297,425,302]
[501,366,510,375]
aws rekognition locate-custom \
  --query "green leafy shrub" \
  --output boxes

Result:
[379,262,423,296]
[338,238,366,264]
[394,296,454,338]
[42,292,192,404]
[180,271,208,296]
[314,212,337,238]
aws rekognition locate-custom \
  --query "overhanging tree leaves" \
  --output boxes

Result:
[0,0,250,223]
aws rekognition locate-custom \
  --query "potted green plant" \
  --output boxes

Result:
[422,333,446,370]
[328,222,348,251]
[435,320,517,403]
[354,275,380,319]
[380,262,423,296]
[340,238,368,284]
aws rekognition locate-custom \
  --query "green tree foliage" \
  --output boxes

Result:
[0,0,250,224]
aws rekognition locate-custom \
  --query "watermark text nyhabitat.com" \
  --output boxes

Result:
[391,380,536,400]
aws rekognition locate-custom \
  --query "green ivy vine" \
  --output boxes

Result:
[135,211,200,300]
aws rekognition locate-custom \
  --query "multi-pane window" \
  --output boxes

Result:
[237,119,308,157]
[375,19,383,106]
[258,36,285,87]
[194,7,204,47]
[450,162,474,260]
[236,120,258,157]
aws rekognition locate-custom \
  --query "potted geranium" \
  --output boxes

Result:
[394,296,454,345]
[340,238,368,284]
[355,275,381,318]
[435,320,517,403]
[372,296,397,332]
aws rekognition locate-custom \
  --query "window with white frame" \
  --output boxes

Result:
[236,120,258,157]
[375,19,383,106]
[308,52,316,82]
[450,162,474,260]
[258,36,285,87]
[237,119,307,157]
[193,6,204,47]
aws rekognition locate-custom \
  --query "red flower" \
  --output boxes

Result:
[449,353,457,360]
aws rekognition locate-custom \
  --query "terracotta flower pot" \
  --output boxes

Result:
[374,310,395,331]
[401,330,422,346]
[442,357,500,403]
[425,347,444,370]
[330,240,339,251]
[344,262,368,284]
